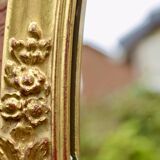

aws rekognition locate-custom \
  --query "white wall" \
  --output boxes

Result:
[134,30,160,92]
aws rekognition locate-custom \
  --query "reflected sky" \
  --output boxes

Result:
[83,0,160,57]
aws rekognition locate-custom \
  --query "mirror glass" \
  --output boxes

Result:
[81,0,160,160]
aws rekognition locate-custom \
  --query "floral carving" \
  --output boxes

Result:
[0,93,23,120]
[10,123,33,142]
[4,61,50,96]
[24,97,49,126]
[0,95,50,127]
[9,22,52,65]
[0,22,51,158]
[24,139,50,160]
[28,22,42,39]
[0,137,49,160]
[0,137,20,160]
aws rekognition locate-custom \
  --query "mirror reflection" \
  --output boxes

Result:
[81,0,160,160]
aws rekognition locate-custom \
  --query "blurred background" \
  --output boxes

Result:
[1,0,160,159]
[81,0,160,160]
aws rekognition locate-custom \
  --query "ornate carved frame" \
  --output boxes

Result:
[0,0,86,159]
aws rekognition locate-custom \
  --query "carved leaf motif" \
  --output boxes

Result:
[9,22,52,65]
[0,137,20,160]
[24,139,49,160]
[10,123,33,142]
[9,37,52,65]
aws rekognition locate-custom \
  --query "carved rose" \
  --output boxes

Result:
[14,67,46,96]
[0,93,23,120]
[4,61,48,96]
[0,94,50,126]
[24,98,49,126]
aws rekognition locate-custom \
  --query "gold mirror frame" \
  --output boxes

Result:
[0,0,86,159]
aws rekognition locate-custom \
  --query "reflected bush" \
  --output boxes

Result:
[97,120,160,160]
[81,86,160,160]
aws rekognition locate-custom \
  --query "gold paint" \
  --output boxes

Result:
[0,0,86,159]
[0,21,51,159]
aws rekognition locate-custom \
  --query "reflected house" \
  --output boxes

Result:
[82,7,160,104]
[120,7,160,92]
[81,46,135,104]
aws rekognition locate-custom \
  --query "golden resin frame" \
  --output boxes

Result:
[0,0,86,159]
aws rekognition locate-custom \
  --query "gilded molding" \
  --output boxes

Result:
[0,0,86,159]
[0,22,51,159]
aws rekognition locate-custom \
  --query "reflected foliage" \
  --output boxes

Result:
[81,85,160,160]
